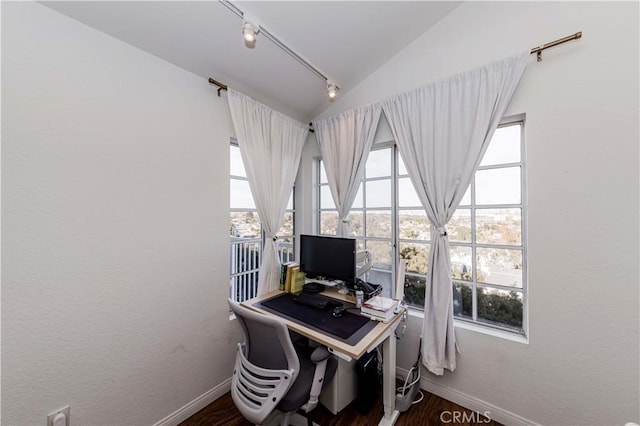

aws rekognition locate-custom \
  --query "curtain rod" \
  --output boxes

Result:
[209,32,583,92]
[208,78,315,133]
[208,77,227,96]
[209,31,583,125]
[208,31,584,95]
[530,31,582,61]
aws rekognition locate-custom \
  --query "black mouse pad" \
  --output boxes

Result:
[258,292,372,340]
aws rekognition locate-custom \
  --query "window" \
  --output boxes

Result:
[397,149,432,306]
[318,144,395,296]
[316,119,526,334]
[230,141,295,303]
[451,121,526,333]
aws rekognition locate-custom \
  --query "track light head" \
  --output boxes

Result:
[327,81,339,100]
[242,21,259,47]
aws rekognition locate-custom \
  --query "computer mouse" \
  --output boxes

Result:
[331,306,346,318]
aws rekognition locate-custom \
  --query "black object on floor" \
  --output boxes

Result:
[355,350,380,415]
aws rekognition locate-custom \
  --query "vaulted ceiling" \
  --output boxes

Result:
[43,1,461,122]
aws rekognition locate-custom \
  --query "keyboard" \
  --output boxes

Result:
[293,293,340,311]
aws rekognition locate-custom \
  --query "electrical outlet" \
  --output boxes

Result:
[47,405,70,426]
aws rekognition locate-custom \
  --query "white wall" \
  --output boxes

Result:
[307,2,639,425]
[2,2,240,425]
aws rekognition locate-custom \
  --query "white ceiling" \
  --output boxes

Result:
[42,1,461,122]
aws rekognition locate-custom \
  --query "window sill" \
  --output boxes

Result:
[406,308,528,344]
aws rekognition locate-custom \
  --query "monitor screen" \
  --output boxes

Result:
[299,234,356,283]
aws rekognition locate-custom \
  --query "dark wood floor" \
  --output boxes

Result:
[180,388,503,426]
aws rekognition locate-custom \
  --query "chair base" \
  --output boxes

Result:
[261,410,318,426]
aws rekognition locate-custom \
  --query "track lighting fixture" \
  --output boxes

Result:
[327,81,339,100]
[242,20,259,47]
[220,1,342,101]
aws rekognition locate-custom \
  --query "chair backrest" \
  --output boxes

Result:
[228,299,300,424]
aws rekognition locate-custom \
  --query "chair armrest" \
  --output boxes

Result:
[310,346,331,363]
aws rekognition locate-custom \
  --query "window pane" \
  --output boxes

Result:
[460,185,471,206]
[476,208,521,245]
[450,246,472,281]
[475,167,521,205]
[365,179,391,208]
[277,237,295,264]
[352,184,363,209]
[286,191,293,210]
[347,211,363,237]
[449,209,471,243]
[480,125,521,167]
[366,240,392,270]
[399,242,429,275]
[476,248,523,288]
[404,274,426,307]
[477,287,523,329]
[398,153,408,175]
[398,177,421,207]
[277,212,294,237]
[366,149,391,178]
[399,210,430,241]
[453,282,472,319]
[320,211,338,235]
[366,210,392,238]
[320,161,328,183]
[230,211,261,238]
[230,145,246,177]
[230,179,255,209]
[320,185,335,209]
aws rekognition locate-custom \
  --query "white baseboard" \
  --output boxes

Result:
[155,369,537,426]
[153,377,232,426]
[396,367,539,426]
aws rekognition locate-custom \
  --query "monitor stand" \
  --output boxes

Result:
[304,277,341,287]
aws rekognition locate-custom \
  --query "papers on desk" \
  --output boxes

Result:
[361,295,399,322]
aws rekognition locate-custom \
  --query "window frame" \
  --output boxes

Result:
[450,116,528,336]
[314,116,527,337]
[316,142,398,296]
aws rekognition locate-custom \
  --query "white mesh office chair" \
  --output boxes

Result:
[228,299,337,426]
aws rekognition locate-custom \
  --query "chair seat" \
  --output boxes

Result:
[277,344,337,413]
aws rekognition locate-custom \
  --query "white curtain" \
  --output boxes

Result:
[313,104,382,236]
[382,51,529,375]
[228,89,309,296]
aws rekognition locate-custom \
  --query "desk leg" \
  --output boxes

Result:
[378,333,400,426]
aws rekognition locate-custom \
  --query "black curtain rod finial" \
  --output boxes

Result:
[208,76,313,132]
[208,77,228,97]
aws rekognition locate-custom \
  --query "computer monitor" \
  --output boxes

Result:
[299,234,356,283]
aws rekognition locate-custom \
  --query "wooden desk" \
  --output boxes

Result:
[242,289,403,426]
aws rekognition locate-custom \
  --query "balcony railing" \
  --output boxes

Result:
[230,237,295,303]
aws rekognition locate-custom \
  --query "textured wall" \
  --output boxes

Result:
[2,2,239,424]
